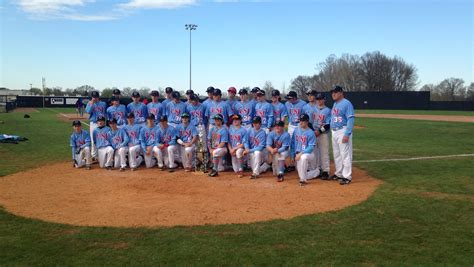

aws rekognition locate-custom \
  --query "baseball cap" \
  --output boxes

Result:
[227,87,237,94]
[316,93,325,100]
[109,118,118,124]
[147,114,156,120]
[189,94,199,101]
[213,88,222,96]
[186,89,194,95]
[251,87,260,93]
[97,116,106,121]
[72,120,81,126]
[306,89,318,96]
[275,121,285,127]
[256,90,265,96]
[172,91,181,99]
[331,85,344,93]
[232,114,242,120]
[238,88,248,95]
[206,86,215,93]
[131,91,140,98]
[271,89,280,96]
[285,91,297,99]
[112,89,121,95]
[159,115,168,122]
[110,96,119,102]
[252,116,262,124]
[150,90,159,96]
[213,114,224,121]
[127,113,135,118]
[91,91,100,98]
[181,113,190,118]
[299,114,309,122]
[165,87,173,93]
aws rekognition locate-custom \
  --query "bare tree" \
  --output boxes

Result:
[289,75,312,96]
[262,81,275,99]
[437,78,465,101]
[466,83,474,101]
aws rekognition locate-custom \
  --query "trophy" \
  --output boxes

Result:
[194,123,209,173]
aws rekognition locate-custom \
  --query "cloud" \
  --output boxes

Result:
[117,0,197,9]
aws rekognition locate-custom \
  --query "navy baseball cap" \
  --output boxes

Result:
[238,88,248,95]
[213,114,224,121]
[172,91,181,99]
[256,90,265,96]
[185,89,194,95]
[206,86,215,93]
[306,89,318,96]
[213,88,222,96]
[72,120,81,126]
[331,85,344,93]
[271,89,280,96]
[316,93,325,100]
[299,114,309,122]
[159,115,168,122]
[112,89,121,95]
[91,91,100,98]
[150,90,159,96]
[165,87,173,93]
[131,91,140,97]
[110,96,119,102]
[127,113,135,118]
[97,116,106,121]
[232,114,242,120]
[189,94,199,101]
[285,91,297,99]
[109,118,118,124]
[181,113,190,118]
[252,116,262,124]
[275,121,285,127]
[251,87,260,93]
[147,114,155,120]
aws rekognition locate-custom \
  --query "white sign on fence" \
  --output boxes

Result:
[51,98,64,105]
[66,98,78,105]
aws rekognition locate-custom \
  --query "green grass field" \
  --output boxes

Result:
[1,108,473,265]
[357,109,474,116]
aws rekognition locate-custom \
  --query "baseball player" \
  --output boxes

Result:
[165,91,186,128]
[249,87,260,105]
[206,88,233,130]
[147,90,163,124]
[112,88,121,99]
[226,87,239,114]
[109,118,129,171]
[228,114,249,177]
[186,94,206,127]
[285,90,307,137]
[92,116,114,170]
[85,90,106,158]
[207,114,229,177]
[303,89,320,170]
[124,113,143,171]
[127,91,148,125]
[254,90,274,133]
[266,121,290,182]
[330,85,355,185]
[176,113,198,172]
[202,86,215,116]
[139,115,159,168]
[106,96,127,128]
[270,90,288,128]
[243,116,269,179]
[314,93,331,180]
[154,115,179,171]
[234,88,255,129]
[70,120,92,170]
[290,114,320,186]
[162,87,174,107]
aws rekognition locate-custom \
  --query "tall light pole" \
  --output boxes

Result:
[185,24,197,90]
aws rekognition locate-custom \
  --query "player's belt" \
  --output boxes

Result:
[331,126,345,131]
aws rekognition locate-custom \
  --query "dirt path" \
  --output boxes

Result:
[0,163,381,228]
[357,113,474,123]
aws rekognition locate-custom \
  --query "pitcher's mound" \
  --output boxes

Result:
[0,163,381,227]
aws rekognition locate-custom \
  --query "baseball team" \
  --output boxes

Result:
[70,85,355,186]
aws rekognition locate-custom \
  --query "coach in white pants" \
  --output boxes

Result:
[85,91,107,158]
[330,86,355,185]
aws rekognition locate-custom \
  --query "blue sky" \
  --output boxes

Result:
[1,0,473,94]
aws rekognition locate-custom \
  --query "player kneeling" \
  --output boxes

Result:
[266,121,290,182]
[228,114,249,178]
[208,114,229,177]
[70,120,92,170]
[154,115,179,172]
[291,114,320,186]
[124,113,143,171]
[109,118,129,171]
[139,115,159,168]
[93,116,114,170]
[176,113,198,172]
[243,116,269,179]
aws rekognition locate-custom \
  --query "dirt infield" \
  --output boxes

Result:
[357,113,474,123]
[0,163,380,227]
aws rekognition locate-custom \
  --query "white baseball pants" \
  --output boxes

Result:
[97,146,114,168]
[154,145,178,168]
[271,151,288,175]
[231,148,245,173]
[211,147,227,172]
[317,133,330,172]
[180,145,195,169]
[74,147,91,168]
[143,146,156,168]
[296,153,320,182]
[128,145,143,168]
[332,127,352,180]
[249,150,270,176]
[113,147,129,169]
[89,121,98,158]
[287,124,298,137]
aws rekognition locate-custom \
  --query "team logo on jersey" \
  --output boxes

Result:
[171,108,181,116]
[332,108,340,116]
[181,129,192,141]
[149,108,158,116]
[239,107,250,115]
[134,109,143,118]
[145,131,155,140]
[295,134,307,146]
[112,135,122,145]
[289,108,301,116]
[211,107,223,115]
[211,131,221,147]
[256,109,265,117]
[230,134,241,145]
[250,136,260,147]
[97,132,109,141]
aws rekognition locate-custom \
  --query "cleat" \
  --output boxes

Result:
[277,173,284,182]
[299,180,308,186]
[106,166,112,171]
[168,167,176,173]
[321,171,329,180]
[237,171,244,178]
[250,174,258,179]
[330,174,341,180]
[208,170,218,177]
[131,167,137,171]
[339,178,352,185]
[85,165,91,170]
[159,166,165,171]
[119,167,126,172]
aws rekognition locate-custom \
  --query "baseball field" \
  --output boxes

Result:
[0,108,473,265]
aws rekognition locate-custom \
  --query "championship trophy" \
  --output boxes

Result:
[194,123,209,173]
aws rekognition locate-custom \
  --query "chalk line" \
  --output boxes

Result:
[354,154,474,163]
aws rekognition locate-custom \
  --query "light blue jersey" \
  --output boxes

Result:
[207,100,233,125]
[202,98,214,115]
[234,100,255,126]
[85,101,107,123]
[248,127,266,153]
[70,130,91,159]
[93,126,112,149]
[290,127,316,158]
[303,103,319,126]
[272,102,288,125]
[157,125,177,145]
[127,102,148,125]
[106,104,127,126]
[147,102,163,124]
[186,102,207,126]
[266,130,290,153]
[166,100,187,125]
[123,124,142,146]
[228,125,249,149]
[316,106,331,128]
[110,128,129,149]
[207,125,229,149]
[330,98,355,136]
[176,123,198,143]
[226,98,239,114]
[285,99,307,126]
[162,98,173,107]
[255,101,274,129]
[139,125,159,151]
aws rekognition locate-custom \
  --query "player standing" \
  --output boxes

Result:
[206,89,233,131]
[254,90,274,133]
[285,90,307,137]
[162,87,174,107]
[303,89,320,170]
[176,113,198,172]
[270,90,288,129]
[314,93,331,180]
[106,96,127,128]
[155,115,179,172]
[124,113,143,171]
[70,120,92,170]
[234,88,255,130]
[243,116,269,179]
[165,91,186,128]
[93,116,114,170]
[266,121,290,182]
[330,86,355,185]
[186,94,206,127]
[139,115,159,168]
[228,114,249,177]
[85,91,106,158]
[147,90,163,124]
[207,114,229,177]
[127,91,148,125]
[291,114,320,186]
[109,118,129,171]
[226,87,239,114]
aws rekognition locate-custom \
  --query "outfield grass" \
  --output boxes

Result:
[357,109,474,116]
[1,108,473,265]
